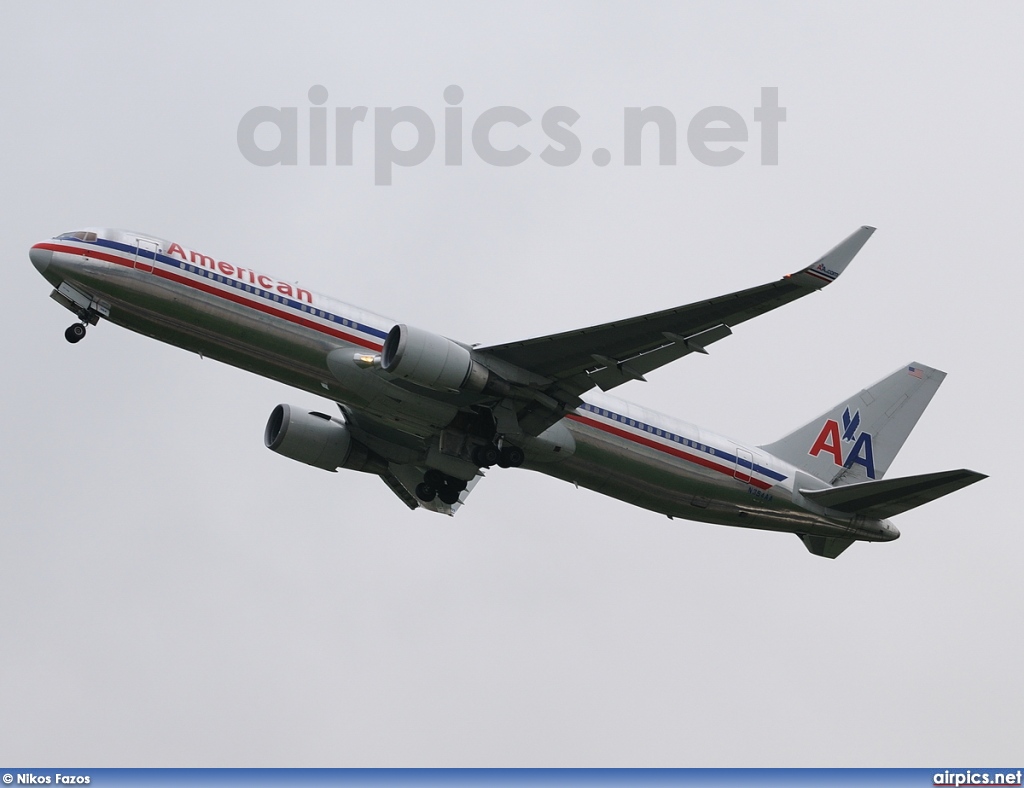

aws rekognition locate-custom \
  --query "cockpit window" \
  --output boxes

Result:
[56,231,97,242]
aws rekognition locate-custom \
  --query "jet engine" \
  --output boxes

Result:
[264,404,381,473]
[380,324,491,392]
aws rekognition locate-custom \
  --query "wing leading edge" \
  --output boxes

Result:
[476,226,875,433]
[480,226,874,391]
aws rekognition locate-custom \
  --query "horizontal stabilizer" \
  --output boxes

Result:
[800,469,986,520]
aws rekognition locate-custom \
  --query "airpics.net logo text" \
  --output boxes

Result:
[237,86,786,185]
[934,771,1023,786]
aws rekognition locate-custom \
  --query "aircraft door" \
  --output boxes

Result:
[134,237,158,273]
[734,447,753,483]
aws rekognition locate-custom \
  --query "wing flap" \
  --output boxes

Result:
[379,468,420,511]
[586,324,733,392]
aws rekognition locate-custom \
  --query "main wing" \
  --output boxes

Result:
[478,227,875,434]
[323,227,875,514]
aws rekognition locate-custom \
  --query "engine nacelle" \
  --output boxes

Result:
[380,324,490,392]
[264,404,379,473]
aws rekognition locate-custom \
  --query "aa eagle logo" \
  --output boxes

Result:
[808,407,876,479]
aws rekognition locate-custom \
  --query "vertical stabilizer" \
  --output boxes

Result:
[760,363,945,485]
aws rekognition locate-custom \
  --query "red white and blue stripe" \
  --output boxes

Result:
[568,401,787,490]
[36,237,389,352]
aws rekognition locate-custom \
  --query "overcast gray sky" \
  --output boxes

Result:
[1,0,1020,767]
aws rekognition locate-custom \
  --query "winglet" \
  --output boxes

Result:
[793,225,875,288]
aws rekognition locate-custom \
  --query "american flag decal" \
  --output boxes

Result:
[908,366,924,379]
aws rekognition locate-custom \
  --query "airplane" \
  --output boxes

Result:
[28,226,985,559]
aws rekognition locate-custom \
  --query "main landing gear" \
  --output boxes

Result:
[414,438,526,505]
[498,444,525,469]
[471,443,499,467]
[473,442,524,469]
[416,470,468,505]
[487,442,524,466]
[64,323,87,344]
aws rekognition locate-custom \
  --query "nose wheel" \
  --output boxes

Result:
[64,323,87,344]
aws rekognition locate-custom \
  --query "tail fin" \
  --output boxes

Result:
[760,363,945,485]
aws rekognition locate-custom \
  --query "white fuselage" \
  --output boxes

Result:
[29,228,898,545]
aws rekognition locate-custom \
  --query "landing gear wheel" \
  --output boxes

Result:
[472,444,500,467]
[438,487,461,505]
[447,477,468,492]
[65,323,87,344]
[415,483,437,502]
[423,469,446,487]
[498,445,525,468]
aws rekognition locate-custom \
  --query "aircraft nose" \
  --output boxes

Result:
[30,244,53,275]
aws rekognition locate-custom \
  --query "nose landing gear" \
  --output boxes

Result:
[64,323,87,344]
[50,283,106,345]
